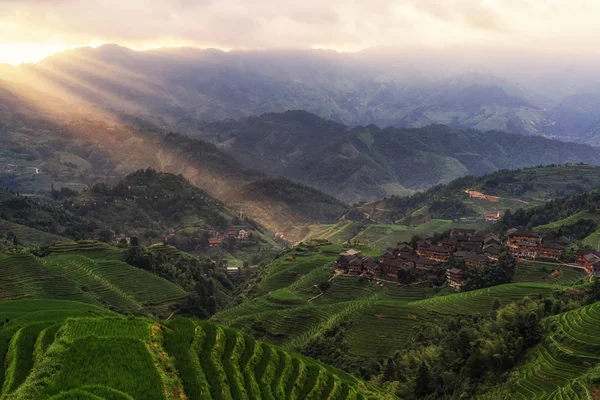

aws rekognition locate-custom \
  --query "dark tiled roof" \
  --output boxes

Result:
[464,253,488,262]
[539,242,566,250]
[420,245,450,253]
[348,258,362,266]
[447,267,463,274]
[509,230,539,238]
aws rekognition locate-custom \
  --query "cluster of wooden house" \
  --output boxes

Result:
[505,229,567,260]
[208,228,250,247]
[336,228,503,289]
[576,250,600,275]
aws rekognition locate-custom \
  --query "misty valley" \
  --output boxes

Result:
[3,3,600,399]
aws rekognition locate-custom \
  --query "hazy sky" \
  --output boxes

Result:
[0,0,598,65]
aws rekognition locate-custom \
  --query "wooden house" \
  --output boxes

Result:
[446,267,465,289]
[438,237,458,252]
[416,245,450,262]
[537,241,565,260]
[484,210,501,222]
[347,258,363,275]
[507,230,541,247]
[464,253,489,269]
[451,228,476,238]
[381,258,402,277]
[512,241,539,259]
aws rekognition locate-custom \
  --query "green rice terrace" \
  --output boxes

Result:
[299,220,483,251]
[211,243,580,359]
[0,299,380,400]
[0,241,187,316]
[481,298,600,399]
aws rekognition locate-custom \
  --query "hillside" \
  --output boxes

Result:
[361,164,600,224]
[0,105,347,239]
[0,299,380,400]
[6,46,587,142]
[184,113,600,203]
[0,241,187,317]
[211,242,572,363]
[482,299,600,399]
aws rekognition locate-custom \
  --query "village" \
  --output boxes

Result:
[335,227,600,290]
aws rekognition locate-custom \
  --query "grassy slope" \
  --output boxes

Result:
[482,299,600,399]
[363,164,600,224]
[0,219,67,246]
[301,219,484,251]
[0,241,186,317]
[211,243,573,359]
[0,300,380,400]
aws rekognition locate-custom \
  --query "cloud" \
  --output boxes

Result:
[0,0,598,54]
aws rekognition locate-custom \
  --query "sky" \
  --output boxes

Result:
[0,0,599,65]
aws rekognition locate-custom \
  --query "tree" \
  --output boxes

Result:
[415,362,431,398]
[130,236,140,247]
[492,298,502,311]
[206,296,217,315]
[382,357,396,382]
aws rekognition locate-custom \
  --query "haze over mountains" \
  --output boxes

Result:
[5,44,600,146]
[5,44,600,236]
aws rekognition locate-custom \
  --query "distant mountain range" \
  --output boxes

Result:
[5,44,600,145]
[187,111,600,203]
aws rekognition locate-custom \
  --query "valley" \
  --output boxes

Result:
[3,28,600,399]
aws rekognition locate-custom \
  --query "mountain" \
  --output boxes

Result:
[547,93,600,142]
[0,95,347,240]
[5,45,566,139]
[188,112,600,203]
[360,164,600,224]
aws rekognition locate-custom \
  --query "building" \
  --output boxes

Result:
[361,257,378,273]
[451,228,477,238]
[513,241,539,259]
[483,233,501,246]
[226,228,238,237]
[537,242,565,260]
[396,244,414,256]
[414,257,441,272]
[464,253,489,269]
[438,237,458,252]
[208,237,224,247]
[507,230,541,247]
[484,210,501,222]
[577,251,600,275]
[416,245,451,262]
[347,258,363,275]
[483,243,502,260]
[340,249,360,257]
[446,268,465,289]
[381,258,402,277]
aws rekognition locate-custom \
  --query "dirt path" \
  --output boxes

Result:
[307,284,324,302]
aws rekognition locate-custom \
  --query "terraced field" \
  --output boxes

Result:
[0,219,67,246]
[482,300,600,399]
[515,261,587,285]
[302,220,483,250]
[0,241,187,316]
[213,242,567,358]
[0,300,379,400]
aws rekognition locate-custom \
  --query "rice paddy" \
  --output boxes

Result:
[0,300,378,400]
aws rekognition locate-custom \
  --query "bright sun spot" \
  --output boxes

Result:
[0,42,83,66]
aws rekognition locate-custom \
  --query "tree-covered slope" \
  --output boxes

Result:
[360,164,600,224]
[183,111,600,203]
[0,299,380,400]
[0,106,347,239]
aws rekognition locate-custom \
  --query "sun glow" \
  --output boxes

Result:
[0,42,88,66]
